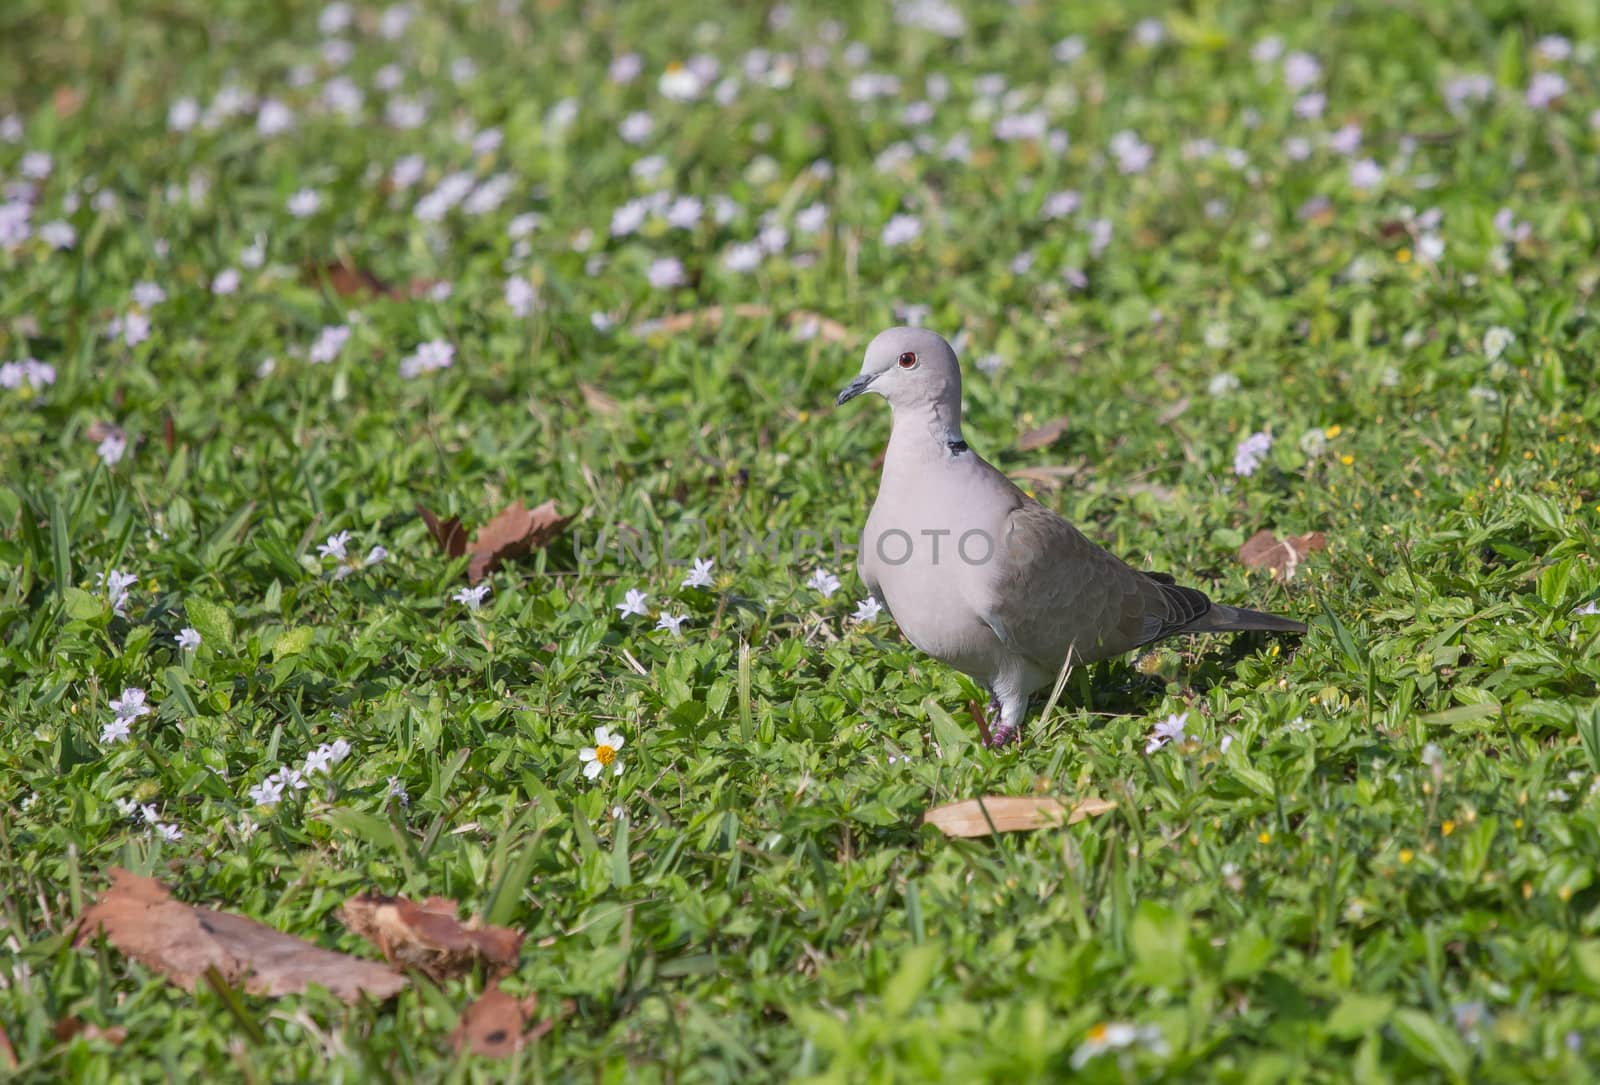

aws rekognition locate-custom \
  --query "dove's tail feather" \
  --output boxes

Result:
[1191,603,1307,636]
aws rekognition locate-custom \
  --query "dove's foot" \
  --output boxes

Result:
[982,721,1019,748]
[981,697,1019,748]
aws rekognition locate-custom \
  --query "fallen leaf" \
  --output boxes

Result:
[53,85,84,118]
[922,796,1117,838]
[633,304,851,343]
[339,894,522,981]
[53,1017,127,1046]
[0,1021,15,1071]
[85,420,124,445]
[578,381,621,416]
[1016,417,1071,452]
[451,984,548,1058]
[417,505,469,558]
[303,260,439,300]
[466,500,574,584]
[1238,529,1327,580]
[74,868,406,1002]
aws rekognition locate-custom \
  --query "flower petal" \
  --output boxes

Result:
[583,760,603,779]
[579,747,597,761]
[613,760,624,776]
[608,733,625,751]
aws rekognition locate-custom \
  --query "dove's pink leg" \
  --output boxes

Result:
[982,690,1026,748]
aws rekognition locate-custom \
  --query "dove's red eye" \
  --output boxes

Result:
[897,351,918,368]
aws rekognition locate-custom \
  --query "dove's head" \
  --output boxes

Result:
[836,326,962,414]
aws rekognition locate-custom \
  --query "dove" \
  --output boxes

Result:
[836,326,1306,747]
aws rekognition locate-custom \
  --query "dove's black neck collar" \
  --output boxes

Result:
[946,439,968,455]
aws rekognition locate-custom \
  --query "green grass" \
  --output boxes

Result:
[4,0,1600,1080]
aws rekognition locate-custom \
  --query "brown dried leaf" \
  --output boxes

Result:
[923,796,1117,838]
[74,869,407,1002]
[578,382,621,416]
[53,85,85,118]
[0,1021,15,1071]
[451,984,547,1058]
[303,261,440,300]
[466,499,573,584]
[53,1017,127,1047]
[1238,529,1327,580]
[85,420,124,444]
[1016,416,1070,452]
[338,894,522,981]
[417,505,469,559]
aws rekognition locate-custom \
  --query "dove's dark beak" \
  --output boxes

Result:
[836,373,876,405]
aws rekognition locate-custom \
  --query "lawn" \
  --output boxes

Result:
[3,0,1600,1080]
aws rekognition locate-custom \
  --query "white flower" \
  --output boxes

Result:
[647,257,687,289]
[808,569,842,598]
[100,716,133,743]
[1233,431,1273,476]
[1483,326,1514,361]
[579,726,626,779]
[1536,34,1572,61]
[1572,601,1600,617]
[39,220,74,249]
[387,775,409,805]
[681,557,715,588]
[1144,711,1188,754]
[1251,36,1283,64]
[256,99,294,136]
[660,63,703,100]
[1208,373,1240,397]
[1070,1022,1168,1069]
[168,97,200,131]
[20,151,51,179]
[109,686,151,722]
[616,588,649,618]
[1109,130,1153,174]
[98,570,137,615]
[1282,51,1321,91]
[399,339,454,379]
[1041,190,1080,220]
[1086,217,1113,256]
[1133,17,1165,47]
[852,597,883,623]
[881,214,922,247]
[504,276,538,317]
[175,627,201,650]
[610,199,648,238]
[590,312,614,332]
[795,202,829,234]
[108,311,151,347]
[308,324,350,365]
[609,52,643,84]
[1349,159,1384,190]
[97,431,128,465]
[304,739,351,775]
[318,531,351,561]
[1203,323,1231,350]
[1299,428,1328,456]
[1219,733,1235,754]
[276,766,307,792]
[1525,72,1567,109]
[248,776,284,807]
[363,545,388,567]
[1054,35,1086,62]
[619,112,654,144]
[1416,234,1445,264]
[722,242,763,272]
[655,612,687,635]
[287,188,322,217]
[211,268,240,295]
[454,584,491,610]
[154,821,183,842]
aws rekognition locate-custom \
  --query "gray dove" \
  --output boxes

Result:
[836,326,1306,747]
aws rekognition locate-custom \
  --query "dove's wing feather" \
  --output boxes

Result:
[980,499,1195,668]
